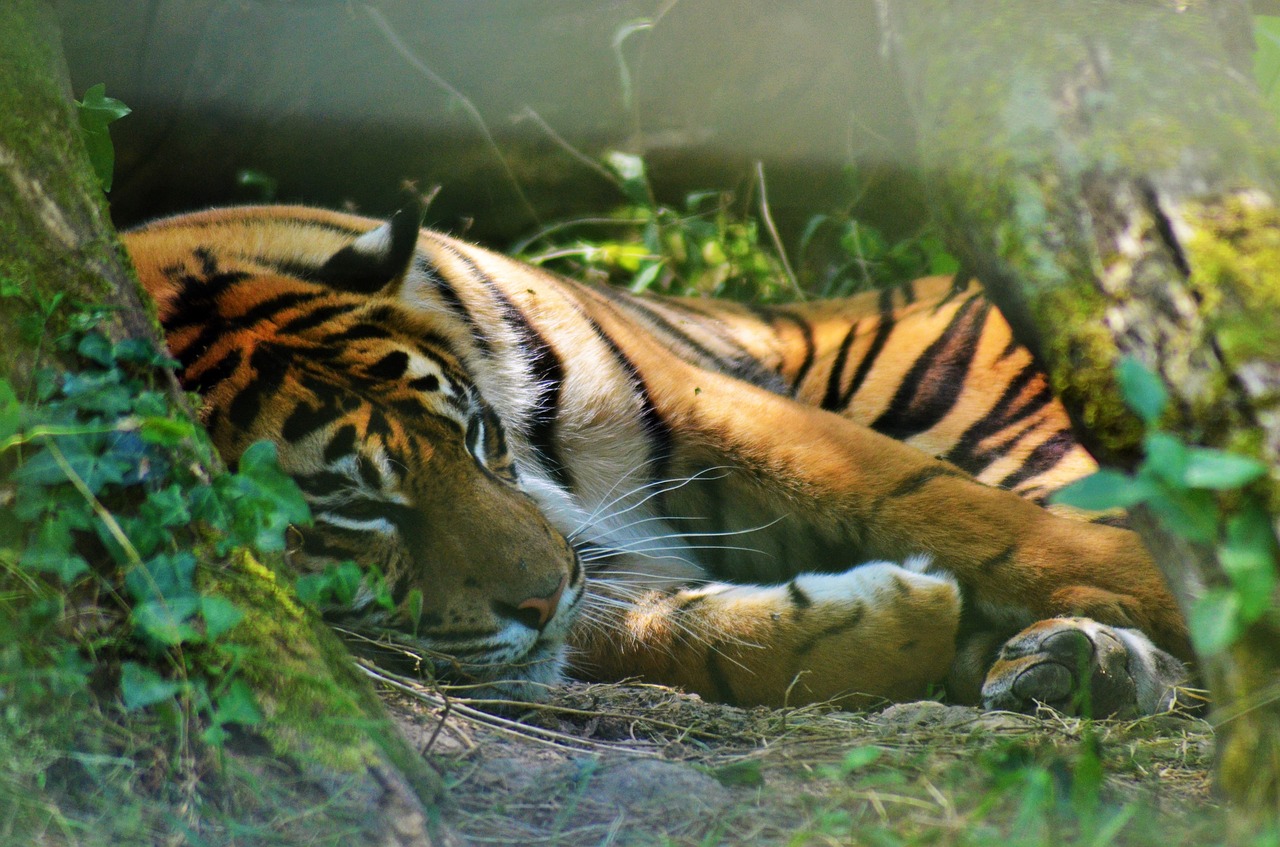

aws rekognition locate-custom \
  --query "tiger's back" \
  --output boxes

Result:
[123,205,1189,715]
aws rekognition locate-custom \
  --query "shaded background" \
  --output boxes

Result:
[57,0,924,248]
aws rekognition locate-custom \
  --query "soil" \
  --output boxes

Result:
[370,664,1221,847]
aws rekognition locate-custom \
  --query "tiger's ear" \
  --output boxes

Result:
[313,204,422,295]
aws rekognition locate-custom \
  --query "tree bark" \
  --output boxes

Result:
[0,3,447,843]
[876,0,1280,828]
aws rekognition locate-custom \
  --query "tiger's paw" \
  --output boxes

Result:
[980,618,1189,718]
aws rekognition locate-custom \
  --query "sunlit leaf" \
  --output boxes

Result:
[1116,357,1167,425]
[1049,469,1156,511]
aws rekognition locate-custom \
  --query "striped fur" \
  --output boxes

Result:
[123,206,1190,713]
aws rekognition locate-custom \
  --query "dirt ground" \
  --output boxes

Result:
[368,664,1221,847]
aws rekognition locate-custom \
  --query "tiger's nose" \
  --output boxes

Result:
[495,575,568,631]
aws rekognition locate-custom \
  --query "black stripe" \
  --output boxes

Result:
[886,464,966,499]
[282,396,345,443]
[415,251,494,356]
[324,424,358,463]
[996,430,1076,490]
[787,580,812,610]
[764,310,817,397]
[432,241,572,489]
[235,291,323,328]
[280,303,356,334]
[796,605,866,657]
[322,323,393,343]
[584,315,673,479]
[869,295,988,440]
[827,288,899,412]
[365,351,411,381]
[228,345,289,430]
[943,361,1052,473]
[820,322,860,411]
[980,544,1017,574]
[183,348,241,395]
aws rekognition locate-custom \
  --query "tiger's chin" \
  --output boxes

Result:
[341,625,569,707]
[435,642,568,706]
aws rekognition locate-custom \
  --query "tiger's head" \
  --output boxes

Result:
[125,206,585,700]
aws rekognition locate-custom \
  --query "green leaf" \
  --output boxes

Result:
[1144,488,1220,544]
[628,260,664,294]
[1049,469,1156,511]
[76,84,130,192]
[1219,505,1279,622]
[142,485,192,528]
[19,514,89,582]
[406,587,424,634]
[0,379,20,444]
[1189,588,1243,655]
[119,661,180,711]
[132,597,202,646]
[1116,357,1167,425]
[1181,448,1267,490]
[76,332,114,366]
[201,595,244,640]
[227,441,311,552]
[125,552,197,603]
[604,151,650,206]
[139,415,197,446]
[1142,432,1189,486]
[213,678,263,726]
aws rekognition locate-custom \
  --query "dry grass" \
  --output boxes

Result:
[364,663,1221,847]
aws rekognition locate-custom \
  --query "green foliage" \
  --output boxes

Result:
[0,322,310,746]
[75,83,130,192]
[1052,357,1277,655]
[516,153,957,303]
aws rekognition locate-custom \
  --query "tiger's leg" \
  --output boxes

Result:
[568,559,960,708]
[960,619,1191,716]
[584,358,1191,712]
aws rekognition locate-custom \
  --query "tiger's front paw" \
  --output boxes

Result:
[980,618,1188,717]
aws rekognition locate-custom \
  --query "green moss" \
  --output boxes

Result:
[1182,197,1280,365]
[203,550,381,772]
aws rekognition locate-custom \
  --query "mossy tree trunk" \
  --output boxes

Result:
[875,0,1280,828]
[0,3,447,844]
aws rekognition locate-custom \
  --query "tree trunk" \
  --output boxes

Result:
[876,0,1280,829]
[0,3,447,843]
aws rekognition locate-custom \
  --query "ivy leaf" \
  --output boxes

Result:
[76,332,115,367]
[132,597,202,646]
[1181,447,1267,490]
[19,513,89,582]
[1116,356,1167,425]
[212,678,263,726]
[1189,589,1243,656]
[229,441,310,552]
[125,552,197,603]
[200,595,244,641]
[119,661,180,711]
[1049,469,1156,511]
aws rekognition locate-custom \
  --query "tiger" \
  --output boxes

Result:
[122,204,1192,717]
